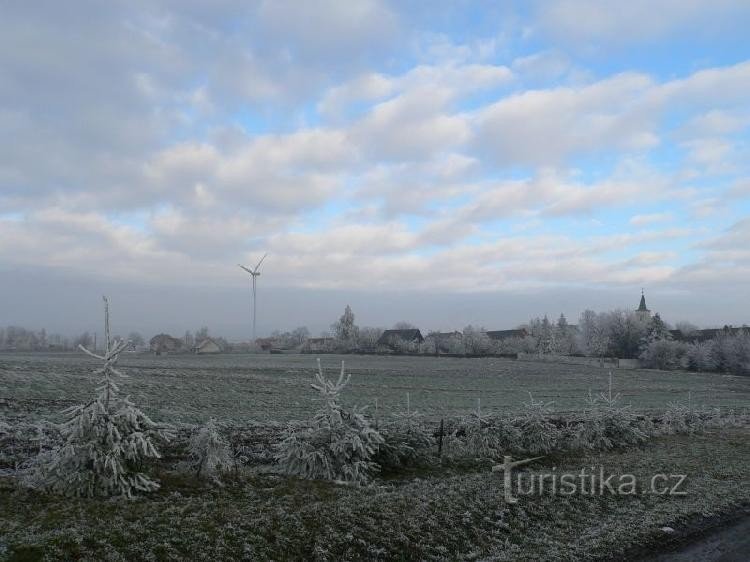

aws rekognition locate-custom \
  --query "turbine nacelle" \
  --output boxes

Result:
[237,253,267,342]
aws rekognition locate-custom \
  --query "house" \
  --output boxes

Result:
[149,333,183,354]
[194,338,222,354]
[676,326,750,343]
[425,331,463,354]
[486,328,529,341]
[303,337,335,353]
[377,329,424,350]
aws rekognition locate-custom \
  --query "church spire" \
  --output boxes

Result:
[636,289,651,321]
[637,289,648,312]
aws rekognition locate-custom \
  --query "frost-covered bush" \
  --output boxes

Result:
[570,375,648,450]
[447,400,520,459]
[276,359,384,484]
[685,341,716,372]
[374,394,434,469]
[25,297,173,498]
[639,339,688,370]
[516,394,560,454]
[660,398,705,435]
[711,332,750,375]
[187,418,231,482]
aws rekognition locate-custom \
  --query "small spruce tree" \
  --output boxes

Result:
[276,359,383,484]
[27,297,173,497]
[187,418,232,482]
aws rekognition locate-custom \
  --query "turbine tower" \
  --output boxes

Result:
[238,253,267,342]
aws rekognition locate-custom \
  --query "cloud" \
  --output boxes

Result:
[629,213,673,227]
[472,72,660,166]
[1,1,749,327]
[533,0,750,45]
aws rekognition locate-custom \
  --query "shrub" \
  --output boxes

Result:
[660,397,705,435]
[275,360,384,484]
[639,339,688,370]
[448,400,521,458]
[711,333,750,375]
[685,341,716,372]
[571,375,648,450]
[187,418,232,482]
[374,395,434,469]
[516,394,560,454]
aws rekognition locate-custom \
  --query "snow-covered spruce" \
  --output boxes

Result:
[187,418,231,482]
[275,359,383,484]
[461,399,521,458]
[25,297,173,498]
[570,373,649,451]
[374,393,434,469]
[516,393,560,454]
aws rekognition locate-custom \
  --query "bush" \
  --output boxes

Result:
[570,376,649,450]
[711,333,750,375]
[186,418,232,482]
[516,395,560,454]
[660,399,705,435]
[685,341,716,372]
[639,339,688,370]
[375,406,434,469]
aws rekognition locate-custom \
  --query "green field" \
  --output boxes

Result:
[2,352,749,425]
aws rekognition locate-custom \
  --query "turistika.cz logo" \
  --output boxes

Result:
[491,456,688,504]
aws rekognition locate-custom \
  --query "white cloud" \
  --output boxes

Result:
[629,213,673,227]
[473,72,660,166]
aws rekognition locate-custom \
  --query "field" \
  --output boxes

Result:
[2,352,750,426]
[2,352,750,561]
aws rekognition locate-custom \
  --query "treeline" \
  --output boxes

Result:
[0,326,150,352]
[0,326,73,351]
[312,306,750,375]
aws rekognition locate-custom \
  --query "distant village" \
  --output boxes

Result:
[3,292,747,375]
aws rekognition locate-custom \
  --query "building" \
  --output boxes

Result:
[194,338,222,354]
[303,337,335,353]
[635,290,651,322]
[425,331,463,354]
[486,328,529,341]
[377,329,424,350]
[673,326,750,343]
[149,333,183,354]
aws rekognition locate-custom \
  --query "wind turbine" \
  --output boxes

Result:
[238,253,267,342]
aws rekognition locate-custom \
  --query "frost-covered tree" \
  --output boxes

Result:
[27,297,173,497]
[335,305,358,341]
[450,398,520,459]
[516,394,559,454]
[554,313,576,355]
[275,359,383,484]
[571,373,648,450]
[374,393,434,469]
[187,418,231,482]
[642,313,671,345]
[462,325,492,355]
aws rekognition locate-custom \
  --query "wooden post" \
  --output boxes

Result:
[438,418,444,458]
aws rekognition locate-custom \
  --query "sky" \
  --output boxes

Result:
[1,1,750,339]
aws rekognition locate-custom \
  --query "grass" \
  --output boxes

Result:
[2,352,749,425]
[0,429,748,561]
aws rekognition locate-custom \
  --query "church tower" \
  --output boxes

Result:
[635,289,651,322]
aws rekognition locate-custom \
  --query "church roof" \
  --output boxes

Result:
[637,292,649,312]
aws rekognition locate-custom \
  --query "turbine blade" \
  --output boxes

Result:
[254,253,267,271]
[238,264,253,274]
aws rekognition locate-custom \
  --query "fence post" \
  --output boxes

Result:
[438,418,444,458]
